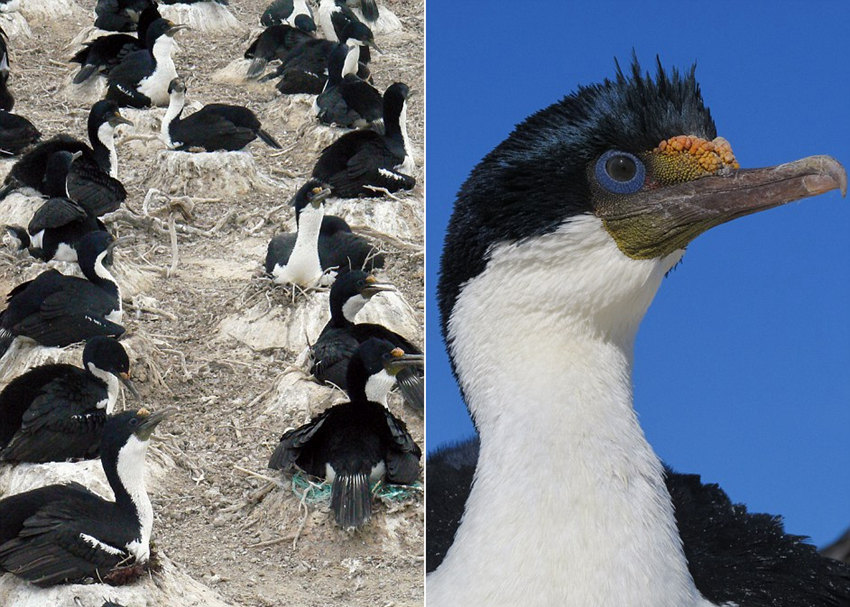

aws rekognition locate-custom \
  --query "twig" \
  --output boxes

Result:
[167,214,179,277]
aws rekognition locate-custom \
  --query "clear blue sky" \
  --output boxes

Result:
[425,1,850,548]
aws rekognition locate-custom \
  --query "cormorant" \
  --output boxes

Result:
[314,42,382,129]
[269,338,421,529]
[426,59,850,606]
[260,0,316,31]
[244,23,314,79]
[6,195,106,262]
[265,180,383,287]
[0,231,126,357]
[161,78,281,151]
[0,101,131,213]
[0,408,169,586]
[105,18,189,108]
[309,270,421,409]
[312,82,415,198]
[94,0,156,32]
[0,26,40,154]
[0,336,139,463]
[72,4,163,84]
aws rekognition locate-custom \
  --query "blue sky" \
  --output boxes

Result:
[425,2,850,548]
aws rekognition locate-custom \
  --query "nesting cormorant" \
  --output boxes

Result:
[0,231,126,357]
[260,0,316,30]
[72,5,162,84]
[0,101,131,213]
[0,408,168,586]
[94,0,156,32]
[0,336,139,463]
[315,43,381,129]
[265,180,384,287]
[244,23,314,79]
[0,27,40,154]
[161,78,281,151]
[6,195,106,262]
[312,82,415,198]
[310,270,421,409]
[105,18,189,108]
[426,59,850,606]
[269,338,421,529]
[318,0,379,42]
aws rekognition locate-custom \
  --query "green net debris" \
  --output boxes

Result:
[290,472,422,506]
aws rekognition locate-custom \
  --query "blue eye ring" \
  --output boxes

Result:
[594,150,645,194]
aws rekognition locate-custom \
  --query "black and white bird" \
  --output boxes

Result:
[265,20,375,95]
[0,30,40,154]
[0,408,168,586]
[269,338,421,529]
[426,60,850,606]
[314,42,382,129]
[6,195,106,262]
[106,17,189,108]
[160,78,281,152]
[0,101,131,213]
[260,0,316,30]
[0,336,139,463]
[94,0,156,32]
[72,4,162,84]
[265,180,383,287]
[244,23,314,79]
[0,231,127,358]
[318,0,378,42]
[312,82,415,197]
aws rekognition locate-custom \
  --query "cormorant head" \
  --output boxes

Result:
[83,336,140,399]
[340,20,380,53]
[145,18,189,48]
[383,82,409,123]
[89,100,134,133]
[346,338,423,402]
[293,14,317,33]
[101,408,171,463]
[167,77,186,96]
[330,269,395,322]
[291,179,332,223]
[438,58,846,359]
[77,230,115,271]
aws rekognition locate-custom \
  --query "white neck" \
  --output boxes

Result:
[97,122,119,179]
[342,294,370,321]
[116,435,154,562]
[139,37,177,106]
[428,216,716,607]
[395,101,414,175]
[161,92,184,147]
[95,250,122,318]
[87,363,121,414]
[365,369,394,405]
[342,44,359,77]
[273,206,324,287]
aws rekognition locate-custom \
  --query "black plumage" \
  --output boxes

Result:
[106,18,188,108]
[161,78,281,151]
[0,26,40,154]
[0,27,12,112]
[0,231,125,357]
[265,180,383,286]
[269,338,421,529]
[310,270,419,398]
[94,0,156,31]
[426,439,850,605]
[244,23,313,79]
[6,197,106,262]
[0,101,131,213]
[0,336,138,463]
[312,82,415,197]
[0,408,168,586]
[260,0,316,31]
[315,43,381,128]
[72,5,162,84]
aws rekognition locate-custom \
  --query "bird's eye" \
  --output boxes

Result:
[130,418,139,426]
[595,150,645,194]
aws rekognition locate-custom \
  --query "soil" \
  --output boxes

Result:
[0,1,424,606]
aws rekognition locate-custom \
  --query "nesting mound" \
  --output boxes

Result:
[142,149,279,197]
[159,2,244,33]
[20,0,83,21]
[355,6,403,36]
[61,70,106,105]
[0,11,30,38]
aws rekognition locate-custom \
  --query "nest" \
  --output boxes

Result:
[354,5,403,36]
[0,10,30,38]
[142,149,279,197]
[61,71,106,105]
[158,2,244,33]
[324,194,423,242]
[19,0,83,22]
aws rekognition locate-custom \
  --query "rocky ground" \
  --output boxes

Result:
[0,1,424,606]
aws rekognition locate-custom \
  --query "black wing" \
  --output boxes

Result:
[1,135,90,193]
[105,50,154,108]
[172,109,257,152]
[381,406,421,484]
[71,34,143,84]
[265,232,296,274]
[66,157,127,216]
[268,407,333,474]
[0,110,40,155]
[319,230,384,273]
[28,198,88,233]
[310,324,360,389]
